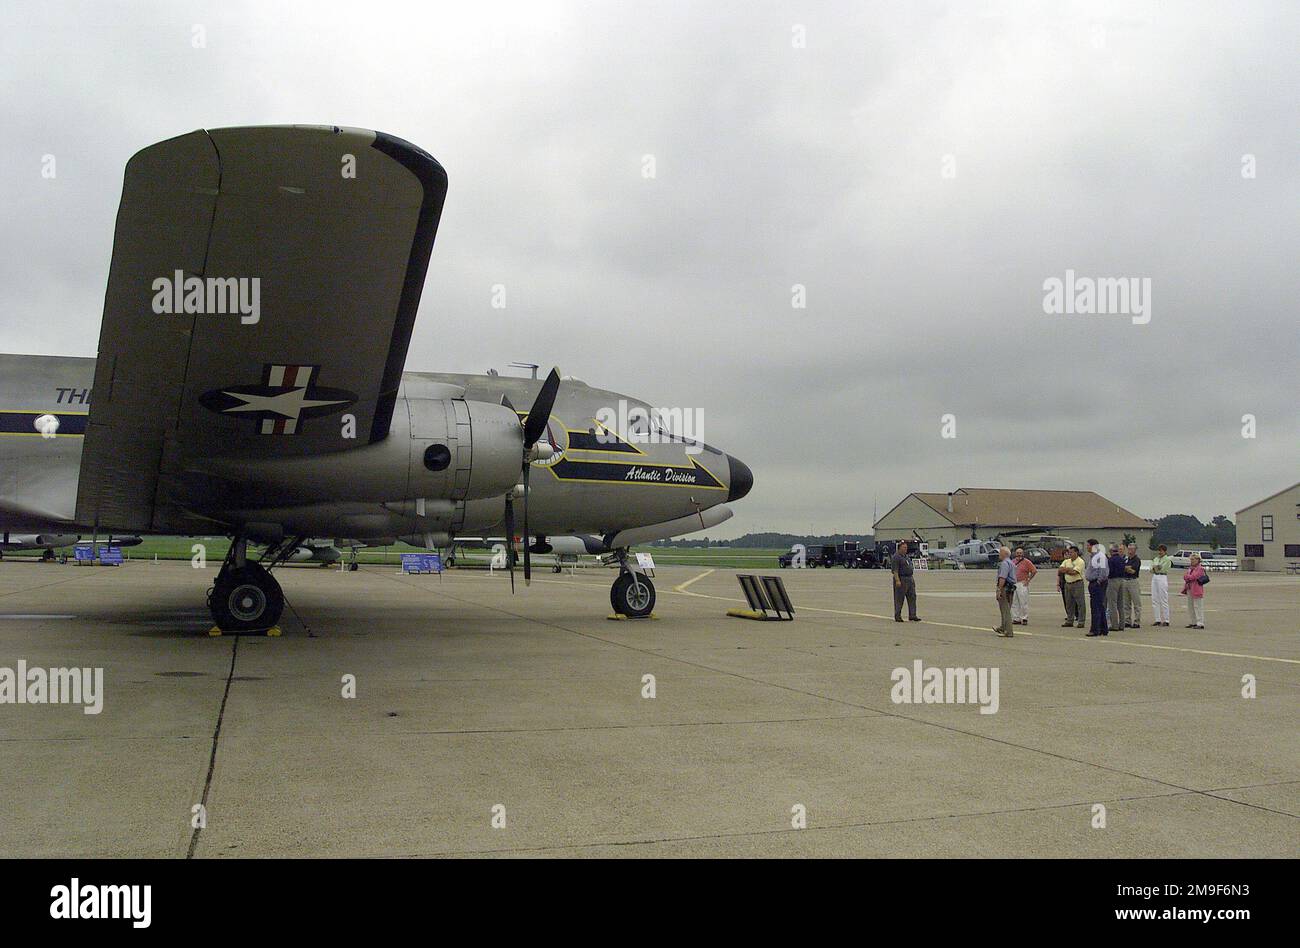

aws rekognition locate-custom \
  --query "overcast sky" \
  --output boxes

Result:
[2,0,1296,537]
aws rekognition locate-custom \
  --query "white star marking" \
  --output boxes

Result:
[220,387,348,420]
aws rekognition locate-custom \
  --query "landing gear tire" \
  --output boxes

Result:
[611,571,655,618]
[445,556,455,568]
[209,563,284,632]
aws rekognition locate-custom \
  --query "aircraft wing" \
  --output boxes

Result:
[75,125,447,532]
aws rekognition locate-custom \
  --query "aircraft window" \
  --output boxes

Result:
[650,414,700,446]
[423,444,451,472]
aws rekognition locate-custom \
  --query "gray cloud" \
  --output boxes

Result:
[2,0,1296,536]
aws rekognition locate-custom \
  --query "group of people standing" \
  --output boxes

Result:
[891,540,1212,636]
[1066,542,1144,634]
[1044,541,1210,634]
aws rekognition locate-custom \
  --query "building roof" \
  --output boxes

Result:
[1236,480,1300,515]
[893,488,1150,530]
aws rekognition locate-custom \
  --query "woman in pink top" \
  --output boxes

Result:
[1179,554,1208,628]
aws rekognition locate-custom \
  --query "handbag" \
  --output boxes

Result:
[1196,573,1210,586]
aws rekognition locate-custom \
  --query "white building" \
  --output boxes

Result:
[1237,481,1300,572]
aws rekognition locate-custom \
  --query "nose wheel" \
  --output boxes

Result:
[610,570,656,618]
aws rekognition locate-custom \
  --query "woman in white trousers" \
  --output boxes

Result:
[1180,554,1208,629]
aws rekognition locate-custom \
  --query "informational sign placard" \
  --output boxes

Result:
[635,552,656,571]
[74,545,123,565]
[401,553,442,574]
[916,556,929,570]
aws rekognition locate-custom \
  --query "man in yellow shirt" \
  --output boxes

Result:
[1057,545,1086,629]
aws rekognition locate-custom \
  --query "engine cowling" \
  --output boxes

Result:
[198,396,523,510]
[405,397,522,503]
[189,395,525,543]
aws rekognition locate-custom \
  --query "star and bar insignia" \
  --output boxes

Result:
[199,364,357,435]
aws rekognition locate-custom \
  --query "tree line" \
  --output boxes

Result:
[1148,514,1236,550]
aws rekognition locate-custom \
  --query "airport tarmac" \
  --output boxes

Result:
[0,559,1296,858]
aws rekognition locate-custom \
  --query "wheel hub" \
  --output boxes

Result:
[229,584,267,622]
[626,580,651,611]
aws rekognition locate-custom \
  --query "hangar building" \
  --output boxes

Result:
[1237,481,1300,572]
[873,488,1153,552]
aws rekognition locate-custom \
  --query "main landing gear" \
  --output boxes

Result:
[608,550,656,619]
[207,534,297,632]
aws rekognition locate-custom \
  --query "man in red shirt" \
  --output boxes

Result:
[1011,547,1038,625]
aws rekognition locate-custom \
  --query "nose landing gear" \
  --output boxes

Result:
[608,550,656,618]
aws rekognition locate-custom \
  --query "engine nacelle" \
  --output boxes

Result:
[200,397,523,508]
[405,398,522,503]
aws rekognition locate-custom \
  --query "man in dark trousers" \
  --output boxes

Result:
[1085,539,1110,637]
[1106,543,1126,631]
[891,541,919,622]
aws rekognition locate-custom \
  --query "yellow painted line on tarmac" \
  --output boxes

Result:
[529,572,1300,666]
[674,569,715,593]
[996,629,1300,665]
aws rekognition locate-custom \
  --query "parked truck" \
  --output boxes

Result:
[777,544,839,568]
[846,539,929,569]
[780,540,918,569]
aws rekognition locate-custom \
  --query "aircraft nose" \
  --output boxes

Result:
[726,454,753,502]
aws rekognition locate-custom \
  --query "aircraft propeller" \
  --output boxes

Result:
[499,367,562,589]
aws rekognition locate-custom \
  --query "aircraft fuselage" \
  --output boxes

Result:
[0,353,750,549]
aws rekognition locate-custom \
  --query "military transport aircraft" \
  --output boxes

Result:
[0,125,752,630]
[0,531,142,561]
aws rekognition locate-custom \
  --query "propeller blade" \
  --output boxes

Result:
[522,368,562,449]
[522,464,532,586]
[503,493,516,593]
